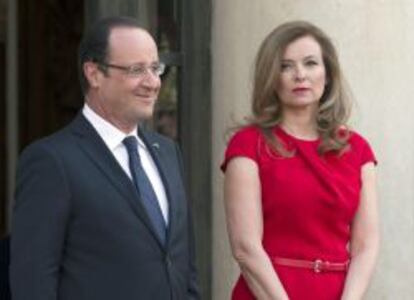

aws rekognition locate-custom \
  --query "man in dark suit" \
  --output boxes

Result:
[10,16,199,300]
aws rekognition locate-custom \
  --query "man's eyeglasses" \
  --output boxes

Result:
[99,62,166,78]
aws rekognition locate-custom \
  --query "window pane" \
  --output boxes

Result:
[156,66,178,140]
[157,0,180,52]
[153,0,180,140]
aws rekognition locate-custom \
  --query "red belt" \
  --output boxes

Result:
[272,257,349,273]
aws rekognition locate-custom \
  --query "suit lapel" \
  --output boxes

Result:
[139,128,178,246]
[69,114,165,248]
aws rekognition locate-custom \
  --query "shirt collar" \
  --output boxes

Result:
[82,104,146,151]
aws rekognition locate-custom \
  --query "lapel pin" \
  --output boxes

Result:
[152,143,160,149]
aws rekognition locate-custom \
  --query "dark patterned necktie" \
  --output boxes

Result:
[123,136,166,245]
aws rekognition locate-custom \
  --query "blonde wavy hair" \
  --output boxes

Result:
[249,20,352,156]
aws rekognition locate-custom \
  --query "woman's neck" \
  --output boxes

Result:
[280,111,318,140]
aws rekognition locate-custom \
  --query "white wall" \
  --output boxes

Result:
[212,1,414,299]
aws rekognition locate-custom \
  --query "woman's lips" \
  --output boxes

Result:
[292,87,310,92]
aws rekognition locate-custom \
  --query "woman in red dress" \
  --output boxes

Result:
[222,21,379,300]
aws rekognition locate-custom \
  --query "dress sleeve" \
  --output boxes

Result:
[220,127,260,172]
[361,140,377,166]
[351,131,377,167]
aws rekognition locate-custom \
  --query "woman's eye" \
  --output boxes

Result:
[305,60,318,66]
[281,63,291,70]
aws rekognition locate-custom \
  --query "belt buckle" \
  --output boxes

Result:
[313,259,323,273]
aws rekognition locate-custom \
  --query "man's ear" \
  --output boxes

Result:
[83,61,101,88]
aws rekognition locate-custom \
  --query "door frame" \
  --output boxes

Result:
[180,0,212,298]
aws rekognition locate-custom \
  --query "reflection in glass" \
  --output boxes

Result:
[156,66,178,140]
[153,0,180,140]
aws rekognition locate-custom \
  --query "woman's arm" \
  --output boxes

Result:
[224,157,289,300]
[341,162,380,300]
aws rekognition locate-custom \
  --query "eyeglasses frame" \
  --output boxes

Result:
[98,61,166,78]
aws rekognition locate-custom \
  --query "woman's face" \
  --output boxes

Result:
[276,35,327,111]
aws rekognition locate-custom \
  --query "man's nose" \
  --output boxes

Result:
[140,71,161,88]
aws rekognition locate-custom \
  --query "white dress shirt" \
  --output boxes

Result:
[82,104,169,224]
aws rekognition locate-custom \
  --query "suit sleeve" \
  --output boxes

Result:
[174,143,201,300]
[10,141,71,300]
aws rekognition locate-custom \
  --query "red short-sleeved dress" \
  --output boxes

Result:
[221,125,377,300]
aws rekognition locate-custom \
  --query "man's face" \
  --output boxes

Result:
[92,27,161,130]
